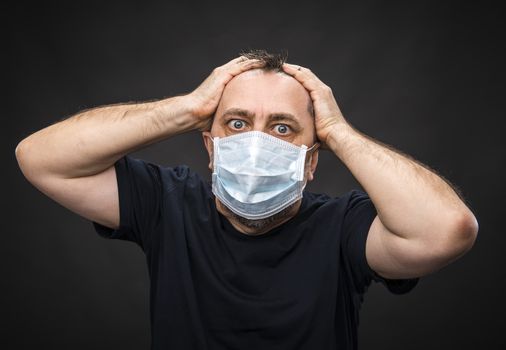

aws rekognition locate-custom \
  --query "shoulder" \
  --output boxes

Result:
[299,189,369,223]
[302,189,367,210]
[120,155,211,195]
[123,156,203,183]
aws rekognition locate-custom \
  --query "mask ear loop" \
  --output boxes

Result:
[304,142,320,177]
[212,136,220,174]
[306,142,320,159]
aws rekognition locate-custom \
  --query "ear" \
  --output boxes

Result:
[202,131,214,171]
[306,149,319,182]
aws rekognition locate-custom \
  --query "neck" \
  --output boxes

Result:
[215,198,302,236]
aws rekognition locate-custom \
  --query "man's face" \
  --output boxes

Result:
[202,68,319,232]
[208,69,315,144]
[203,68,318,173]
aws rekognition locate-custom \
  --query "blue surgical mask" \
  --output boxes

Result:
[211,131,317,220]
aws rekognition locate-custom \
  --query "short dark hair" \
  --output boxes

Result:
[238,49,314,118]
[239,49,288,72]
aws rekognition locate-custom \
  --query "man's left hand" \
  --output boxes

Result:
[282,63,348,147]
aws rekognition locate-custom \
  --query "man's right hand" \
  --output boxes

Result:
[187,56,265,130]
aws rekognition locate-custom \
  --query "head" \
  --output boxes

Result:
[203,49,319,233]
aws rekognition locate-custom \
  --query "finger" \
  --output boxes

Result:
[213,56,256,75]
[282,63,324,91]
[282,63,302,71]
[223,56,261,69]
[226,58,266,76]
[226,55,249,65]
[205,58,265,91]
[283,63,326,84]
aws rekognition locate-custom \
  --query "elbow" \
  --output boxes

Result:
[15,140,28,169]
[15,139,37,181]
[399,210,479,278]
[445,209,479,258]
[456,209,479,250]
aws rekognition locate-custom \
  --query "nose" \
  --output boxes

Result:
[250,118,269,134]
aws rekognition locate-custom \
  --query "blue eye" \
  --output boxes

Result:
[275,124,290,134]
[230,120,245,129]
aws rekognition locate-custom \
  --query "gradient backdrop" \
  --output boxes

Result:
[4,1,504,349]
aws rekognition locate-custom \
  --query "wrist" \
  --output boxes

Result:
[155,95,203,133]
[325,122,359,157]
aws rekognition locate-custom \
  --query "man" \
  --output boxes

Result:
[15,50,479,349]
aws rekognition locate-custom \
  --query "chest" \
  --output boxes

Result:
[190,225,340,324]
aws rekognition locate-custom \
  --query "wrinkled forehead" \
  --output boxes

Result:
[218,69,313,120]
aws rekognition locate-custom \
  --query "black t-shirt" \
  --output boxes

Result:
[92,155,419,350]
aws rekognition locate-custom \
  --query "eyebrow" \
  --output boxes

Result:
[221,108,303,130]
[221,108,255,119]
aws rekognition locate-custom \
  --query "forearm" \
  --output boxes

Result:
[16,95,197,179]
[327,122,477,242]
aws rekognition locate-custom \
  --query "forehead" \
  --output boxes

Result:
[217,69,312,119]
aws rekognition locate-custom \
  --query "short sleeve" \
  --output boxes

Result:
[341,190,419,295]
[91,155,162,250]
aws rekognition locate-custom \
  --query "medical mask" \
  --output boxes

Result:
[211,131,317,220]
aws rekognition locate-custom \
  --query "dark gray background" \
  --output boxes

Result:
[4,1,505,349]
